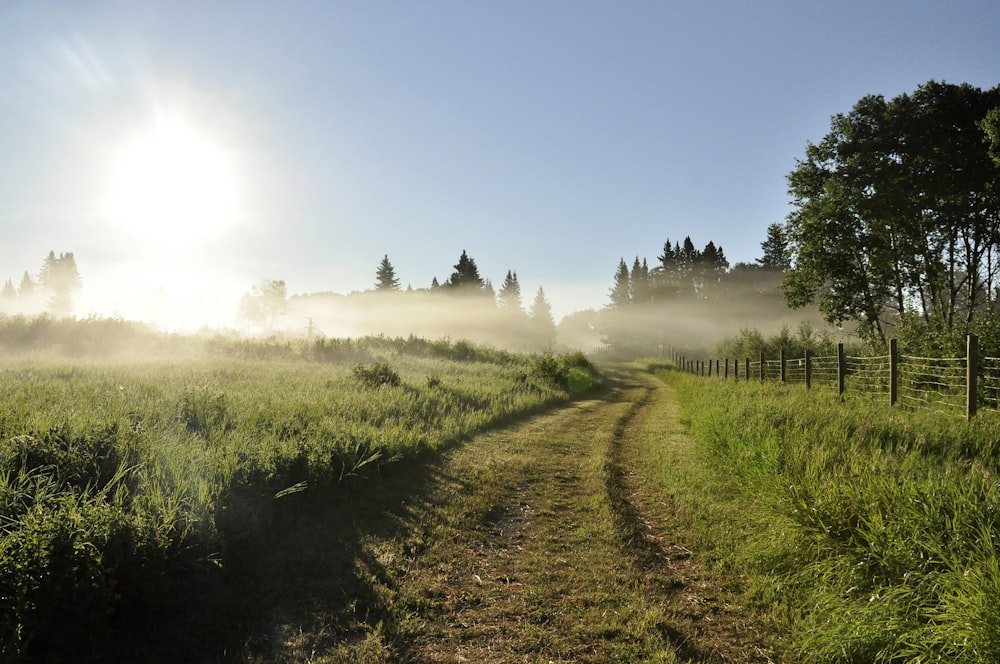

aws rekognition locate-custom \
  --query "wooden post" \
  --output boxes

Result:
[805,349,812,389]
[968,334,979,420]
[725,358,730,380]
[889,338,898,407]
[837,342,846,395]
[759,352,765,381]
[780,348,787,383]
[708,359,713,377]
[744,357,750,381]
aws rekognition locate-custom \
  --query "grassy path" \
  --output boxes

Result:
[241,366,777,663]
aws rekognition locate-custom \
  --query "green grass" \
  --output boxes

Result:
[0,328,600,662]
[652,365,1000,662]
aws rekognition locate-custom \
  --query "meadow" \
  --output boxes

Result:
[652,364,1000,662]
[0,317,597,661]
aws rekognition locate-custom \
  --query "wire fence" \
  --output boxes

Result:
[671,335,998,420]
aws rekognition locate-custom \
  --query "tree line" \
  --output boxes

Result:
[238,249,559,349]
[1,252,82,317]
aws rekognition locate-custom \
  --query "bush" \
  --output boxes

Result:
[353,362,401,388]
[531,352,599,393]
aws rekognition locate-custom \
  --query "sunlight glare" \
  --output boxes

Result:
[105,113,240,247]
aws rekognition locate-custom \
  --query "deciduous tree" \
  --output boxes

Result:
[783,80,1000,344]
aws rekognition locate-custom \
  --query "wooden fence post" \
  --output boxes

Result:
[708,359,713,377]
[968,334,979,420]
[889,338,898,407]
[725,358,730,380]
[837,343,846,395]
[744,357,750,381]
[759,352,765,382]
[780,348,786,384]
[805,349,812,389]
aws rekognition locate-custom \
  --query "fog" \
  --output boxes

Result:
[0,260,840,358]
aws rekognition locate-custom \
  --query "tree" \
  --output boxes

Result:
[18,271,35,297]
[497,270,523,312]
[783,81,1000,344]
[758,223,790,271]
[528,286,556,347]
[446,250,486,293]
[695,241,728,298]
[608,258,631,308]
[630,257,650,305]
[2,279,16,300]
[374,254,400,291]
[37,251,82,316]
[238,279,288,328]
[982,107,1000,166]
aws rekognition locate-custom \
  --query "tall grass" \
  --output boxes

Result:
[0,329,599,661]
[653,367,1000,662]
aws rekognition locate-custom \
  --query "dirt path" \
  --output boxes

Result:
[250,366,776,663]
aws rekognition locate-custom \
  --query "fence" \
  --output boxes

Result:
[672,335,1000,420]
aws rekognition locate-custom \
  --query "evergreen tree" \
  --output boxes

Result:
[608,258,631,308]
[1,279,15,300]
[528,286,556,347]
[18,271,35,297]
[696,241,729,298]
[446,250,485,292]
[37,251,81,316]
[497,270,523,312]
[758,223,791,271]
[430,276,440,289]
[651,239,680,300]
[630,257,650,305]
[374,254,401,291]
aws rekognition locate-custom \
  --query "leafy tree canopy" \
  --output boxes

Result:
[783,80,1000,345]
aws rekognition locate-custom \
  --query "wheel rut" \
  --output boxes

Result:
[374,366,775,663]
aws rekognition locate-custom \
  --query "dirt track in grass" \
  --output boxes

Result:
[244,366,777,663]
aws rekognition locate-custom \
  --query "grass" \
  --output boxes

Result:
[0,326,600,662]
[652,364,1000,662]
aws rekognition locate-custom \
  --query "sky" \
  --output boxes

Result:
[1,0,999,327]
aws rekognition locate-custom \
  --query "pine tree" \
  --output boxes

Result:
[497,270,523,312]
[630,257,650,305]
[1,279,15,300]
[758,223,791,271]
[446,250,485,293]
[697,241,729,298]
[18,271,35,297]
[374,254,401,291]
[430,276,440,289]
[528,286,556,347]
[608,258,631,308]
[37,251,81,316]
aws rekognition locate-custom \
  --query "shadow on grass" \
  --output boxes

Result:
[94,392,607,663]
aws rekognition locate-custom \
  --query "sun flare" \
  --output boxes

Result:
[104,113,240,247]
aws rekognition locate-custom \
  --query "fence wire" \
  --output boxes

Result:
[981,356,1000,409]
[674,339,1000,419]
[810,354,840,388]
[846,354,890,396]
[898,355,966,416]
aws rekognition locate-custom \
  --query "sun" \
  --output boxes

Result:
[104,113,240,248]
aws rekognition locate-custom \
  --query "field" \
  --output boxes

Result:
[0,325,598,662]
[6,316,1000,662]
[655,365,1000,662]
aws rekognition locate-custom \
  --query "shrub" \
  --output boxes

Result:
[353,362,401,388]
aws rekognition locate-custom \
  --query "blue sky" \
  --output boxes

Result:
[1,0,999,324]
